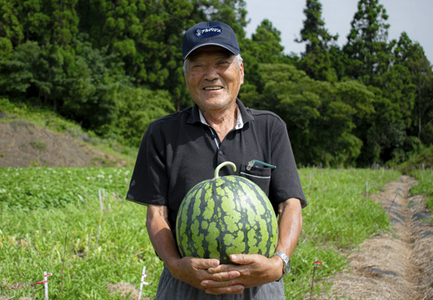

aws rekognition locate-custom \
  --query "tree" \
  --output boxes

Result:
[114,87,175,147]
[0,0,24,47]
[197,0,248,39]
[342,0,418,164]
[240,19,288,108]
[1,0,79,48]
[344,0,391,82]
[50,0,79,47]
[0,41,43,97]
[247,19,285,64]
[296,0,338,81]
[0,0,22,61]
[258,64,374,166]
[394,33,433,146]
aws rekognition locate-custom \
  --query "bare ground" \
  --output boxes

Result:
[0,121,127,168]
[308,176,433,300]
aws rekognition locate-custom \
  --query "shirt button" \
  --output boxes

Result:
[219,150,224,156]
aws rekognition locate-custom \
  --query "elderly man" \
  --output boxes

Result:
[126,21,306,299]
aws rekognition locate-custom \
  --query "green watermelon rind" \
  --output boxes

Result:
[176,175,278,264]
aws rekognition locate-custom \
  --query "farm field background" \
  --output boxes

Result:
[1,166,409,299]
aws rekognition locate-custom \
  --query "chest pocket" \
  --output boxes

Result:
[239,164,272,196]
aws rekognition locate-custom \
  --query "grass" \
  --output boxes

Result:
[407,168,433,214]
[0,166,402,299]
[397,145,433,214]
[397,145,433,174]
[1,167,162,299]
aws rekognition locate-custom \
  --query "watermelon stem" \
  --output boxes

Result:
[214,162,237,178]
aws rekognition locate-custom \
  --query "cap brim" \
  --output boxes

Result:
[183,43,239,60]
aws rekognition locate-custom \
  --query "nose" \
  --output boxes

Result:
[203,64,218,81]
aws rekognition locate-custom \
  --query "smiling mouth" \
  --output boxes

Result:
[203,87,223,91]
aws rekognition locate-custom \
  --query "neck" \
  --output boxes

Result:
[200,104,237,142]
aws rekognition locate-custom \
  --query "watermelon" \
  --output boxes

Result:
[176,161,278,264]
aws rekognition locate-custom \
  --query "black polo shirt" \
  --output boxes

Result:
[126,99,306,237]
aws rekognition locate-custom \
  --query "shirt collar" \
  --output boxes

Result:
[198,105,244,129]
[188,99,253,126]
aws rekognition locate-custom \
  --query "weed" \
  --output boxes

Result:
[29,161,40,167]
[30,141,47,151]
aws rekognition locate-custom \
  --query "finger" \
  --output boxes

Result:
[207,264,232,274]
[229,254,257,265]
[203,270,241,283]
[205,285,245,295]
[193,258,220,269]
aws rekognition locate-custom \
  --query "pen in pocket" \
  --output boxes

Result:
[246,160,277,171]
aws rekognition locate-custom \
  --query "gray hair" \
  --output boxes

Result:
[183,54,243,74]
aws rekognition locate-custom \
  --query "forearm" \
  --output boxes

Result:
[276,198,303,257]
[146,204,181,269]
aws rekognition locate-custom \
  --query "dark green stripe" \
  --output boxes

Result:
[176,176,278,263]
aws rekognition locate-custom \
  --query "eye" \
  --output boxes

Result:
[190,64,204,71]
[216,60,230,67]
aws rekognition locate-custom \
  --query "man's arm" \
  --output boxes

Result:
[146,204,242,291]
[275,197,304,258]
[203,198,303,294]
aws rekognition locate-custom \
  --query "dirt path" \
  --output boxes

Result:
[310,176,433,300]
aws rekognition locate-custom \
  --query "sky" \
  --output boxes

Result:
[244,0,433,64]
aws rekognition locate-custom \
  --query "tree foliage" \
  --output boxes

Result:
[394,33,433,147]
[339,0,419,164]
[0,0,431,165]
[254,64,374,166]
[296,0,338,82]
[344,0,391,81]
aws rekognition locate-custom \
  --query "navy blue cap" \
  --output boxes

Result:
[182,21,241,60]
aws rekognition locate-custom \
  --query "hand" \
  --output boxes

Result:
[201,254,283,295]
[167,257,242,291]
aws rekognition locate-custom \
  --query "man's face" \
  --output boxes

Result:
[184,46,244,111]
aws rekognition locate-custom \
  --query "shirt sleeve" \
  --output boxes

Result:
[269,117,307,208]
[126,121,168,206]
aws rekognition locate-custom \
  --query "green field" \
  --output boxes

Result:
[0,167,402,299]
[407,169,433,213]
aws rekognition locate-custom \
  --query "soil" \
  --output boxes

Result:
[0,119,128,168]
[107,282,150,300]
[308,176,433,300]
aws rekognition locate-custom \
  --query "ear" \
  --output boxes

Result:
[239,62,244,85]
